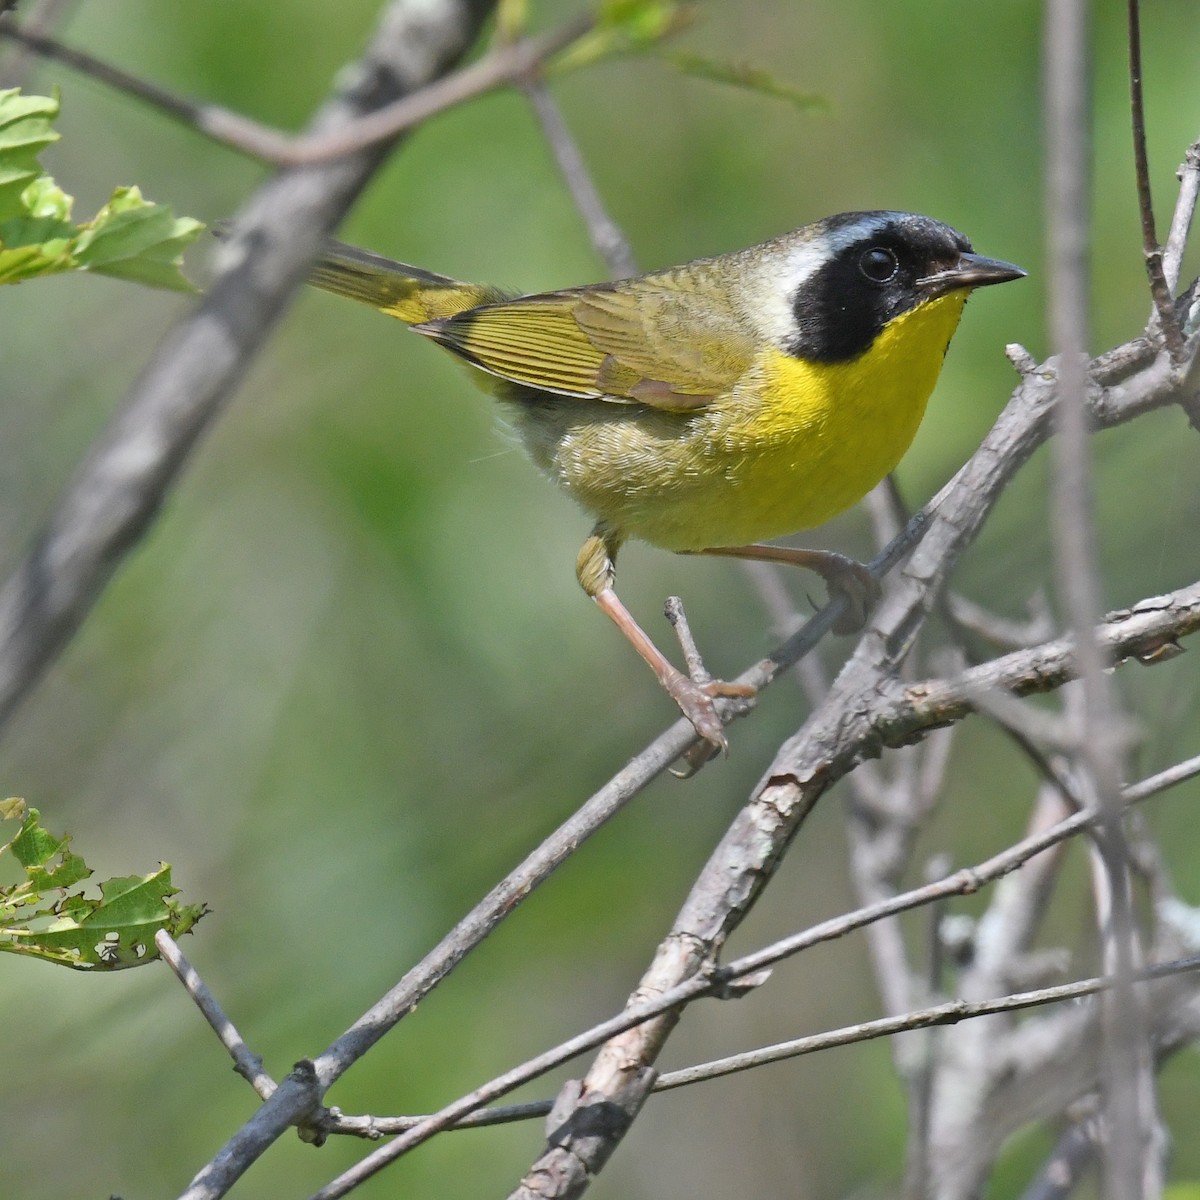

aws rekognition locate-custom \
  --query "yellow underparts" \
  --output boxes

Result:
[537,291,970,552]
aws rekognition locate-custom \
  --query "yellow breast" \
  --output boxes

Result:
[521,291,969,552]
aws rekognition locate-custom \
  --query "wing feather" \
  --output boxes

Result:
[414,274,756,411]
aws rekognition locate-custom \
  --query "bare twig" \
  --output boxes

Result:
[310,949,1200,1142]
[156,931,276,1101]
[1124,751,1200,802]
[1126,0,1185,358]
[945,591,1056,651]
[664,595,712,684]
[321,1099,553,1139]
[1162,138,1200,291]
[521,77,639,279]
[1161,133,1200,432]
[0,13,592,166]
[655,955,1200,1090]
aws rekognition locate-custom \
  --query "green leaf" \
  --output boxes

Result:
[550,1,696,74]
[0,88,60,222]
[662,52,829,113]
[6,800,65,870]
[0,804,207,970]
[73,186,204,292]
[0,89,203,291]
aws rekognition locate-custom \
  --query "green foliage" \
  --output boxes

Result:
[550,0,697,72]
[0,88,202,290]
[0,799,206,970]
[663,52,828,112]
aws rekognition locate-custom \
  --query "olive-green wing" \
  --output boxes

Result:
[413,276,756,411]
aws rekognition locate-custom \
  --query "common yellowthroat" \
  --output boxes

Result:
[305,212,1024,748]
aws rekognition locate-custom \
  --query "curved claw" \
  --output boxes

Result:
[665,672,758,758]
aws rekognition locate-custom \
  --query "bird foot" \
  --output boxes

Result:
[661,595,756,771]
[666,671,757,753]
[664,672,757,775]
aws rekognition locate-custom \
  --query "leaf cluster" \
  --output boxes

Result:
[0,88,202,290]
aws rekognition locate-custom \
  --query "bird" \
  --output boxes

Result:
[303,211,1024,749]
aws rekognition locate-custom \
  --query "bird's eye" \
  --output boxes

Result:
[859,247,899,283]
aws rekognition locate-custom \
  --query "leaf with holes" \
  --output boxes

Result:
[0,801,207,970]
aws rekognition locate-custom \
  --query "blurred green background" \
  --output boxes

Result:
[2,1,1199,1197]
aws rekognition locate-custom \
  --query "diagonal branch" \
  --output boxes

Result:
[314,947,1200,1141]
[156,930,276,1102]
[0,13,593,166]
[521,77,640,279]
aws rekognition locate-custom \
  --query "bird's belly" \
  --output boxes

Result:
[513,293,966,551]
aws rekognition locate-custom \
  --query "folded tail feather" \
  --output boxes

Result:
[307,239,507,324]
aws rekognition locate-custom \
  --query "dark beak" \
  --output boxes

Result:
[917,252,1026,299]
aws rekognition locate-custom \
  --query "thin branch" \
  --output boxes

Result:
[318,953,1200,1140]
[655,955,1200,1091]
[945,591,1056,652]
[1162,137,1200,291]
[521,77,639,279]
[155,930,276,1101]
[1126,0,1185,358]
[1124,751,1200,802]
[1161,134,1200,431]
[322,1099,553,1139]
[664,595,714,684]
[0,13,593,167]
[0,15,208,126]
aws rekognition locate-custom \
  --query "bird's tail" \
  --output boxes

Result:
[307,239,507,324]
